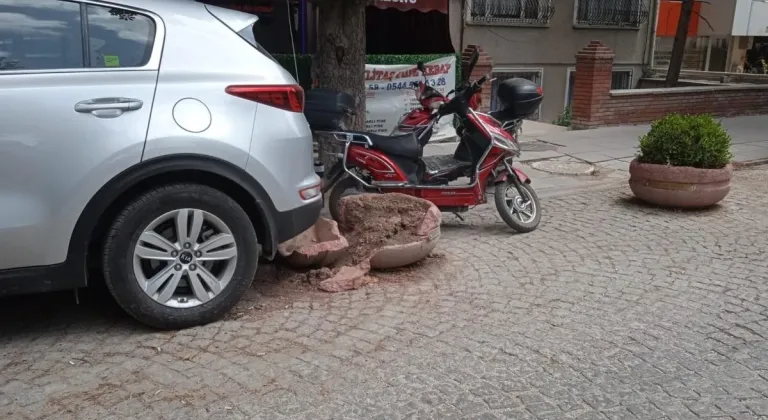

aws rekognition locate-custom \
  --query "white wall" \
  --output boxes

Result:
[732,0,768,36]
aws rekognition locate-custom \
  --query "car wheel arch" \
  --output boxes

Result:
[70,154,279,283]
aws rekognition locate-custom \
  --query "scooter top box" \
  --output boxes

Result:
[304,88,356,131]
[495,78,543,120]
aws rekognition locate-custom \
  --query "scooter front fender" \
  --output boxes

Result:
[495,167,531,184]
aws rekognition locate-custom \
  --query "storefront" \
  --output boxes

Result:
[201,0,452,56]
[367,0,453,54]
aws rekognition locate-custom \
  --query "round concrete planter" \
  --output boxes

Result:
[628,158,733,209]
[368,202,442,270]
[369,225,441,269]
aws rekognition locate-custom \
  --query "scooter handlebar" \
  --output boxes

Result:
[437,74,489,116]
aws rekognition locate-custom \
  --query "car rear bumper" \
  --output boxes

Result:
[273,197,322,243]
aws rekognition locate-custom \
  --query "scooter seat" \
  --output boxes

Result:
[348,131,422,160]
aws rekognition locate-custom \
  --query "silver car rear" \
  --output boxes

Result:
[0,0,321,329]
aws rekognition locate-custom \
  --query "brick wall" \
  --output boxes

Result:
[461,45,493,113]
[571,41,768,129]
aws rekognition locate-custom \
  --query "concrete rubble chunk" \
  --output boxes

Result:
[278,193,442,292]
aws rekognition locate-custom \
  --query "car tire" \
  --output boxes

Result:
[102,183,259,329]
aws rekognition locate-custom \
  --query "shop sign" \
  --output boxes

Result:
[365,56,457,141]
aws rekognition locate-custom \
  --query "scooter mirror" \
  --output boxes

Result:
[416,61,426,73]
[463,50,480,82]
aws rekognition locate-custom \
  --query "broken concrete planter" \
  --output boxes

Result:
[369,200,442,269]
[628,158,732,209]
[277,217,349,268]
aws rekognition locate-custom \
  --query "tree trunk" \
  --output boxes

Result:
[665,0,694,87]
[312,0,368,130]
[311,0,369,172]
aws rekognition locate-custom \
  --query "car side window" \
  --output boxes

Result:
[86,4,155,69]
[0,0,84,71]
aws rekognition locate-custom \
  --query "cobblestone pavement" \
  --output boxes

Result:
[3,169,768,420]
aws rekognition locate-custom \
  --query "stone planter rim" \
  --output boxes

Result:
[630,158,733,183]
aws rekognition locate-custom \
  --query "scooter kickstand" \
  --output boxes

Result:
[453,212,465,221]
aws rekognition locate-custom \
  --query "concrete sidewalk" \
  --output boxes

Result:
[518,115,768,170]
[426,115,768,168]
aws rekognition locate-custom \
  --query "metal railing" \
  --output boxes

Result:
[469,0,555,25]
[575,0,649,27]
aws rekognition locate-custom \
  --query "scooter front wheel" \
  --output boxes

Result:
[494,180,541,233]
[328,175,367,224]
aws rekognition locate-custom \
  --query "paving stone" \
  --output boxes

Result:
[2,169,768,418]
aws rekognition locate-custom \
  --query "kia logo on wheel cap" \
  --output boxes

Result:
[179,252,193,264]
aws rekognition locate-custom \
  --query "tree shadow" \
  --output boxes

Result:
[0,284,146,340]
[439,220,527,237]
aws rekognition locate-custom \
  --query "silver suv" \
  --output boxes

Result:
[0,0,322,329]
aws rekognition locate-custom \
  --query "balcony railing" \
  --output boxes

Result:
[469,0,555,26]
[575,0,649,28]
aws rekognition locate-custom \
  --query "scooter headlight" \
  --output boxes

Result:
[492,132,520,154]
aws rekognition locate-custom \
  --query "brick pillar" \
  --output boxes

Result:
[571,41,614,130]
[462,45,493,112]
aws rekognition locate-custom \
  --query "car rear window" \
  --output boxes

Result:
[86,4,155,68]
[237,23,277,64]
[203,4,277,63]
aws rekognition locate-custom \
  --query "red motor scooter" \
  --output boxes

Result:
[310,73,544,232]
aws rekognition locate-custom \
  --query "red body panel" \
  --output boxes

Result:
[397,108,432,132]
[347,142,510,208]
[347,146,408,181]
[469,93,481,110]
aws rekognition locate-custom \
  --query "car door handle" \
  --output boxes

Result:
[74,98,143,113]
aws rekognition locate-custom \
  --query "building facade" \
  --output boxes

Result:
[449,0,655,121]
[653,0,768,74]
[204,0,657,122]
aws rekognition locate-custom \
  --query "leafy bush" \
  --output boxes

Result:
[638,113,732,169]
[553,106,571,127]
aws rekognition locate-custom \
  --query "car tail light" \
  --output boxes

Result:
[225,85,305,113]
[299,183,321,200]
[537,86,543,95]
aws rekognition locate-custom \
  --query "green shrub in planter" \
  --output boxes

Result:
[637,113,732,169]
[630,113,734,208]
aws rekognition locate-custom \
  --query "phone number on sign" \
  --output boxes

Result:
[368,77,447,91]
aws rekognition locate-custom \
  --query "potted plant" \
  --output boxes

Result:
[629,113,733,208]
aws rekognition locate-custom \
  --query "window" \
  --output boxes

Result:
[237,24,278,64]
[0,1,155,72]
[611,69,632,90]
[86,4,155,68]
[574,0,649,28]
[468,0,554,26]
[491,69,543,120]
[0,0,84,71]
[565,68,633,107]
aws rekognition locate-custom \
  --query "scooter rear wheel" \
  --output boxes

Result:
[494,180,541,233]
[328,176,367,224]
